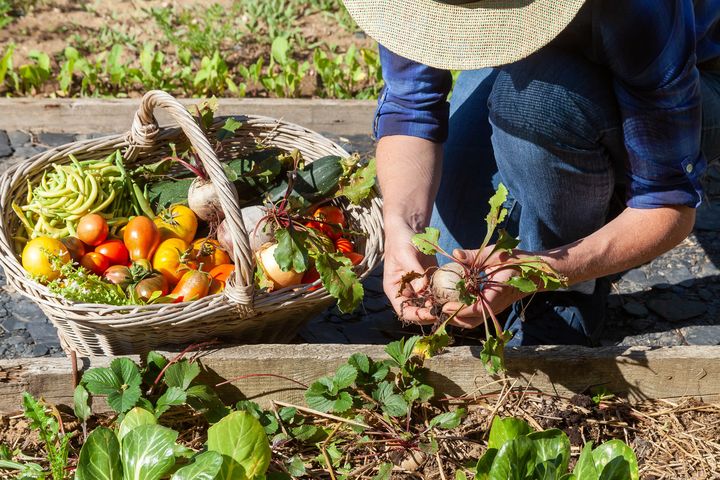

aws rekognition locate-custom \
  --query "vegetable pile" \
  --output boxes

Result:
[12,100,376,311]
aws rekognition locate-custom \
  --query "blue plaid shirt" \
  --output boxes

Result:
[374,0,720,208]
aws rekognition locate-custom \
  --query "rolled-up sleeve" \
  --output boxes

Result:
[374,45,453,143]
[599,0,705,208]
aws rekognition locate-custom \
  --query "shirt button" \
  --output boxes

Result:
[686,163,694,174]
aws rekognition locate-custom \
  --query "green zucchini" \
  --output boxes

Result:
[266,155,345,204]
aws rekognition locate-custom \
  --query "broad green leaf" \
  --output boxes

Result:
[121,425,178,480]
[372,380,395,403]
[337,158,376,204]
[274,228,309,273]
[480,336,507,375]
[146,351,168,372]
[429,408,466,430]
[493,229,520,254]
[572,443,599,480]
[111,358,142,389]
[413,328,450,360]
[593,440,639,480]
[475,448,498,480]
[488,436,535,480]
[381,394,408,417]
[83,367,121,395]
[347,353,370,374]
[155,387,187,417]
[286,456,306,477]
[331,391,354,413]
[333,364,358,390]
[528,429,570,473]
[305,381,353,414]
[271,36,290,65]
[505,276,538,293]
[170,451,223,480]
[118,407,157,441]
[207,411,271,480]
[186,384,230,424]
[163,360,201,391]
[76,427,122,480]
[108,384,142,414]
[456,471,468,480]
[480,183,509,252]
[411,227,441,255]
[315,252,363,313]
[73,385,91,422]
[536,460,561,480]
[488,417,533,450]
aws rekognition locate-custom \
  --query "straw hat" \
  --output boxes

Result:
[342,0,587,70]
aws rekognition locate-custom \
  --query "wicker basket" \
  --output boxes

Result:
[0,91,384,357]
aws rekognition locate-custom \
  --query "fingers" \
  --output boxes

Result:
[385,278,438,325]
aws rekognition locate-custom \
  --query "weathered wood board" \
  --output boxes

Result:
[1,345,719,414]
[0,98,376,136]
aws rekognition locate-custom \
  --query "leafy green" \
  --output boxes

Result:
[274,228,310,273]
[207,411,272,479]
[22,393,73,480]
[429,408,466,430]
[75,427,122,480]
[47,261,130,306]
[488,417,533,450]
[336,157,376,204]
[83,358,142,414]
[480,331,513,375]
[163,360,201,391]
[118,407,157,441]
[488,436,535,480]
[480,183,509,253]
[73,384,92,423]
[217,117,242,141]
[121,425,178,480]
[411,227,441,255]
[170,451,224,480]
[305,364,358,414]
[314,251,363,313]
[592,440,639,480]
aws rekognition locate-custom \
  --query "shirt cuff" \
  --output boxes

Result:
[373,89,450,143]
[626,155,706,209]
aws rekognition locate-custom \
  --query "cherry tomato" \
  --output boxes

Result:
[77,214,109,247]
[191,238,231,272]
[95,239,130,266]
[124,216,160,261]
[80,252,111,276]
[103,265,133,290]
[344,251,364,266]
[335,237,354,254]
[135,273,169,302]
[313,206,346,240]
[60,236,87,262]
[170,269,212,302]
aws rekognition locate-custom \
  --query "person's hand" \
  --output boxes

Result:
[441,246,533,329]
[383,224,438,324]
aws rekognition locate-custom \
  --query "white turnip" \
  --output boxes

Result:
[188,177,224,222]
[217,205,275,257]
[429,262,466,305]
[256,243,303,289]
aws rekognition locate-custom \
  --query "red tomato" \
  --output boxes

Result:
[313,206,346,240]
[344,252,364,266]
[171,269,212,302]
[80,252,111,276]
[77,214,109,247]
[335,238,354,254]
[95,239,130,266]
[61,236,87,262]
[135,273,169,302]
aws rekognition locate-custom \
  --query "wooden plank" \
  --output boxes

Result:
[0,98,376,137]
[1,345,719,414]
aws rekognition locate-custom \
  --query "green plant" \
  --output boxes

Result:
[193,50,240,96]
[260,36,309,98]
[474,416,639,479]
[0,393,74,479]
[0,0,13,29]
[0,43,18,92]
[18,50,50,94]
[313,45,382,99]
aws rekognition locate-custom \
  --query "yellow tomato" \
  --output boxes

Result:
[154,205,198,243]
[22,237,71,282]
[152,238,192,285]
[191,238,231,272]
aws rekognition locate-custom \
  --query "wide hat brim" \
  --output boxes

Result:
[342,0,587,70]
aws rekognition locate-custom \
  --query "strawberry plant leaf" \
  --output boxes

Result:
[275,228,309,273]
[480,183,509,252]
[315,252,363,313]
[429,408,467,430]
[480,336,506,375]
[373,462,393,480]
[413,327,450,360]
[385,336,419,368]
[333,364,358,390]
[111,358,142,390]
[155,387,187,418]
[381,394,408,417]
[336,157,376,204]
[412,227,441,255]
[163,360,201,391]
[83,367,122,396]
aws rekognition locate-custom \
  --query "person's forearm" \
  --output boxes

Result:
[377,135,443,231]
[542,206,695,286]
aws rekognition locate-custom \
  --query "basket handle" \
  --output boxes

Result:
[130,90,255,307]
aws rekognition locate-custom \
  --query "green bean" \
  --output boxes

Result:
[71,173,99,216]
[90,188,116,214]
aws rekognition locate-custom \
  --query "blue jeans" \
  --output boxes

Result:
[431,47,720,346]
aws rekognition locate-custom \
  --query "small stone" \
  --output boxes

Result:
[37,133,76,147]
[619,331,683,347]
[6,335,26,346]
[11,146,46,159]
[31,344,49,356]
[647,298,707,322]
[699,289,714,301]
[7,131,31,146]
[700,262,720,277]
[623,301,649,317]
[621,269,647,284]
[0,131,13,158]
[680,325,720,346]
[661,265,695,285]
